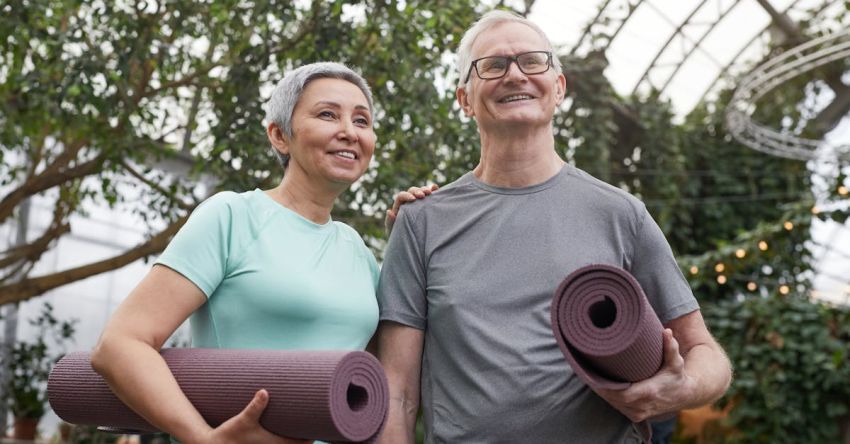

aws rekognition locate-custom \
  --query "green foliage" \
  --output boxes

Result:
[2,303,77,420]
[703,295,850,443]
[0,0,482,300]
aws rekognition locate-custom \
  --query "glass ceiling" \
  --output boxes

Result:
[530,0,847,115]
[525,0,850,303]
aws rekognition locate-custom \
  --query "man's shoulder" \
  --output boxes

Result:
[561,164,644,215]
[396,173,478,218]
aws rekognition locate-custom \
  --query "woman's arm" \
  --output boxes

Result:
[91,265,309,444]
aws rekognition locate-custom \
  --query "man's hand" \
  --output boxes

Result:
[594,329,695,422]
[385,184,439,233]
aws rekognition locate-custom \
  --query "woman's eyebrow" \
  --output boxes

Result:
[313,101,370,112]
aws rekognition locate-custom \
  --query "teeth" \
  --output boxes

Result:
[501,94,533,103]
[335,151,355,159]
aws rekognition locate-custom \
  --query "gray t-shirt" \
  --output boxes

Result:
[378,164,699,444]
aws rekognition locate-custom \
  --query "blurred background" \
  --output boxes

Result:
[0,0,848,442]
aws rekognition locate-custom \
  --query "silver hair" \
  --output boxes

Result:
[456,10,562,89]
[264,62,374,167]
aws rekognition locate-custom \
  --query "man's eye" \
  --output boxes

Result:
[482,59,506,72]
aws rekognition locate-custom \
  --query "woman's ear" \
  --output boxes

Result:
[267,123,289,157]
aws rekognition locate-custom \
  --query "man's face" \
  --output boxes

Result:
[457,21,566,133]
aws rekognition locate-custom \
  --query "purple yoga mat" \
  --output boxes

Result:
[48,349,388,443]
[550,264,663,388]
[550,264,665,443]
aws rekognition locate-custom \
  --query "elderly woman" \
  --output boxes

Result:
[91,62,432,444]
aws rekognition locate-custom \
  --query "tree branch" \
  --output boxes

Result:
[119,159,193,210]
[0,151,103,225]
[0,219,70,272]
[0,214,190,306]
[807,82,850,137]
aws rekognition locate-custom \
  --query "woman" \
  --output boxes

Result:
[91,62,434,444]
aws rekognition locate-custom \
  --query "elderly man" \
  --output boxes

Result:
[376,10,732,444]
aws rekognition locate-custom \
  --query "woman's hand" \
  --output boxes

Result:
[196,389,313,444]
[385,184,439,233]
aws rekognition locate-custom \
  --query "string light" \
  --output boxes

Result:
[839,186,848,196]
[717,275,727,284]
[811,206,820,215]
[689,266,698,275]
[735,249,746,258]
[747,282,757,291]
[783,221,793,230]
[715,263,725,272]
[779,285,790,295]
[758,241,768,251]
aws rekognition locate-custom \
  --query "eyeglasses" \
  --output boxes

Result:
[464,51,553,83]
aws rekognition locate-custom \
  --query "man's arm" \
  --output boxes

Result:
[376,321,425,444]
[595,309,732,422]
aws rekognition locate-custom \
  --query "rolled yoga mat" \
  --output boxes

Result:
[48,348,388,443]
[550,264,665,443]
[550,264,664,388]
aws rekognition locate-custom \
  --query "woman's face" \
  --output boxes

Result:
[280,78,376,188]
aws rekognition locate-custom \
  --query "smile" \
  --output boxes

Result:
[331,150,358,160]
[498,94,534,103]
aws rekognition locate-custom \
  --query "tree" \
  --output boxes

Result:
[0,0,483,304]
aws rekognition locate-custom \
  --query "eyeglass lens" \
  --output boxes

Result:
[477,52,550,79]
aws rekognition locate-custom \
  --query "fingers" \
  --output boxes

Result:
[662,328,684,371]
[385,184,439,234]
[241,389,270,423]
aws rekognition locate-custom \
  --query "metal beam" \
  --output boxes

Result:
[632,0,741,96]
[568,0,646,56]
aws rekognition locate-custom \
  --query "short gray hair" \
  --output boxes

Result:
[264,62,374,167]
[456,10,562,89]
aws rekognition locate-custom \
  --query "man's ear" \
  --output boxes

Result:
[555,73,567,105]
[267,122,289,157]
[456,86,475,117]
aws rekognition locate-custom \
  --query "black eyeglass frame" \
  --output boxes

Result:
[463,51,554,84]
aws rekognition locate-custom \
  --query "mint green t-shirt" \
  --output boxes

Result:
[156,189,380,351]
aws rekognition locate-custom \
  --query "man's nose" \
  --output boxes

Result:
[503,60,527,81]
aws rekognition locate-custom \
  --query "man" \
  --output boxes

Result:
[376,10,731,444]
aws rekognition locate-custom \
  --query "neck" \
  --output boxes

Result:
[474,127,564,187]
[267,170,339,224]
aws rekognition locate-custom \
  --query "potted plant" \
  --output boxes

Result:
[2,302,76,440]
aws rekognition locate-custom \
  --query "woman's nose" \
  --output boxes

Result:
[338,120,359,143]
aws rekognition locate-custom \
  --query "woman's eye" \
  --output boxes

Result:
[354,117,370,126]
[319,111,336,119]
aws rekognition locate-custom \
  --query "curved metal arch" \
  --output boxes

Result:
[724,27,850,162]
[698,0,836,104]
[568,0,646,56]
[631,0,740,96]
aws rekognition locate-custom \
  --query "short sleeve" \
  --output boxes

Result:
[628,206,699,324]
[377,207,428,330]
[156,192,239,297]
[369,252,380,291]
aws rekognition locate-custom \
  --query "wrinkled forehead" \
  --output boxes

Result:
[470,21,549,58]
